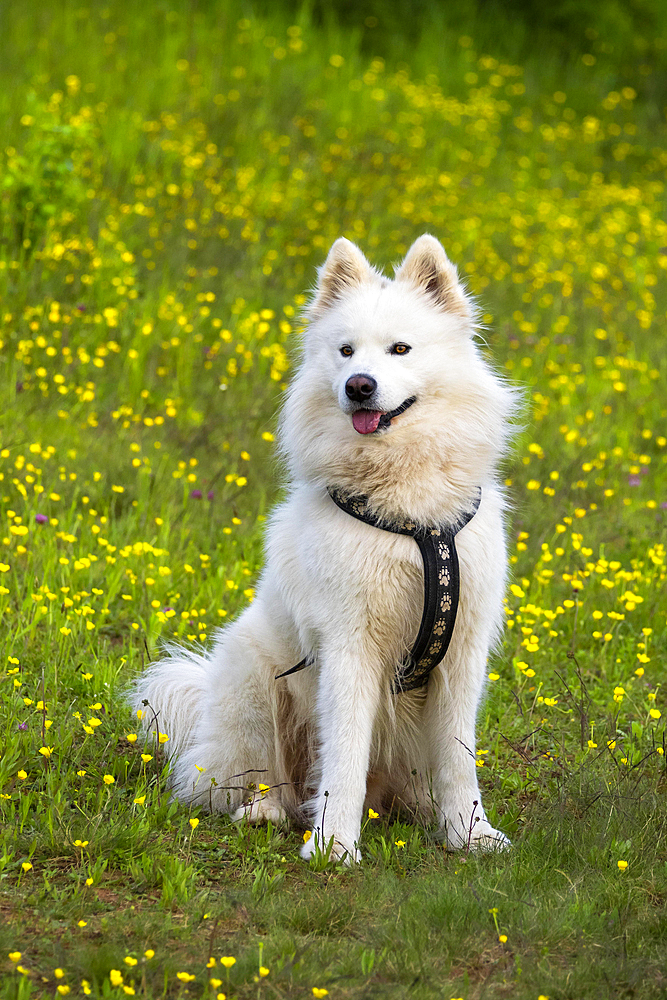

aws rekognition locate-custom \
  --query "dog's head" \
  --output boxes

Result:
[281,235,518,521]
[302,234,476,437]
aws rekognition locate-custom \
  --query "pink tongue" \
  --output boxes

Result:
[353,410,382,434]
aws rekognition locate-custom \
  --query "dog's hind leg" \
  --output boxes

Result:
[132,600,301,819]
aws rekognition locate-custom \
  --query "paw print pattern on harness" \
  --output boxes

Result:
[327,487,482,693]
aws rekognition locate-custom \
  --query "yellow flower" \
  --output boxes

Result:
[39,746,53,757]
[144,949,155,959]
[220,956,236,969]
[498,934,508,943]
[368,808,379,819]
[110,971,123,987]
[102,774,115,785]
[134,795,146,805]
[394,840,406,848]
[141,754,153,763]
[77,920,87,928]
[303,830,311,843]
[57,987,71,996]
[73,840,89,848]
[85,877,94,886]
[312,990,329,998]
[157,732,169,743]
[189,817,199,830]
[21,862,33,872]
[55,968,65,978]
[126,733,138,743]
[210,978,222,988]
[617,860,628,871]
[259,966,269,978]
[649,708,661,720]
[207,957,217,968]
[177,972,195,982]
[17,769,27,780]
[124,956,137,966]
[8,952,22,962]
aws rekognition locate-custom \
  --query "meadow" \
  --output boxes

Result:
[0,2,666,997]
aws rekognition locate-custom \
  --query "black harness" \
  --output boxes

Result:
[276,487,481,693]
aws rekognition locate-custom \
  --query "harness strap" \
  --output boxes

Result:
[275,488,481,692]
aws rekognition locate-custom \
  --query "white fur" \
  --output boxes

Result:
[131,235,518,862]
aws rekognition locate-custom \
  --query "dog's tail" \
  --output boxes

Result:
[129,644,209,758]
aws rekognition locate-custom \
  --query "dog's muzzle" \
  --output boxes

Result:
[376,395,416,429]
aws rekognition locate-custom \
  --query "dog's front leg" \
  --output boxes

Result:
[301,646,381,864]
[425,638,510,851]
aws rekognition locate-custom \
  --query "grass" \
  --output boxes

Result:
[0,1,666,997]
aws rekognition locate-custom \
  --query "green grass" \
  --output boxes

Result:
[0,1,666,997]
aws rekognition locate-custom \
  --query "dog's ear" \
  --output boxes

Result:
[395,234,471,319]
[309,238,373,317]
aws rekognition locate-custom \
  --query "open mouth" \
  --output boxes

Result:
[352,396,416,435]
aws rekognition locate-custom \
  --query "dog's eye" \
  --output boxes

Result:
[390,343,411,355]
[340,345,354,357]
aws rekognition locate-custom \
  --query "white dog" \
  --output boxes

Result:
[133,235,517,861]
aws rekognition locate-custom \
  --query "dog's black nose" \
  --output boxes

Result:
[345,374,377,402]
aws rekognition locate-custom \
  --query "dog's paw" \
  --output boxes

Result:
[300,831,361,865]
[468,823,511,852]
[441,819,511,852]
[231,797,287,826]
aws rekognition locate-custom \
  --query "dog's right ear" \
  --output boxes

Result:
[308,238,373,318]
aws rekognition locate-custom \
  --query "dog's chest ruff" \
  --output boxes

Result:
[278,487,481,693]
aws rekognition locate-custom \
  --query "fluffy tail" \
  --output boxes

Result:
[129,644,209,759]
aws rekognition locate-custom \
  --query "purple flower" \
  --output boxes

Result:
[628,475,641,486]
[661,502,667,510]
[35,513,48,524]
[76,304,87,311]
[190,489,203,499]
[207,490,214,500]
[18,722,28,731]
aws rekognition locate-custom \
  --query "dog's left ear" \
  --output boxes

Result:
[395,234,471,319]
